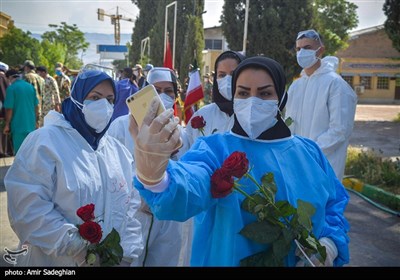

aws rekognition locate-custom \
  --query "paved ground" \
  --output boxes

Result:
[0,104,399,267]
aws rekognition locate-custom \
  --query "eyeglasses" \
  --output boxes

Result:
[76,70,104,80]
[70,70,105,94]
[296,29,321,41]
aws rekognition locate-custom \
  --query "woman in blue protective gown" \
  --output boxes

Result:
[129,56,350,267]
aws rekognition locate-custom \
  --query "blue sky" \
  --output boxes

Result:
[1,0,387,34]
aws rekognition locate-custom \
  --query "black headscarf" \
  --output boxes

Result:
[212,51,245,116]
[231,56,291,140]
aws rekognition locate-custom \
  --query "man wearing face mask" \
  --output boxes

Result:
[108,67,191,266]
[4,70,144,266]
[285,29,357,181]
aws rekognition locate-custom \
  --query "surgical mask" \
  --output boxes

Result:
[55,70,62,76]
[217,75,232,100]
[71,97,114,133]
[159,93,175,110]
[296,47,321,69]
[234,97,279,140]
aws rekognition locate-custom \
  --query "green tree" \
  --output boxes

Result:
[383,0,400,52]
[131,0,204,82]
[181,14,205,85]
[38,39,66,74]
[0,25,42,68]
[220,0,358,82]
[42,22,89,69]
[130,0,160,65]
[221,0,313,81]
[313,0,358,55]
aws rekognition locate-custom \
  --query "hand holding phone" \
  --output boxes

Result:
[126,84,166,128]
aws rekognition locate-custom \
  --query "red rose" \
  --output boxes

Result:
[211,168,234,198]
[77,203,95,222]
[221,151,249,178]
[79,221,102,244]
[191,116,206,129]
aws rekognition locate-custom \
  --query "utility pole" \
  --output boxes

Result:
[97,6,133,45]
[242,0,249,55]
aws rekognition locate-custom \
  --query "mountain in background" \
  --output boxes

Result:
[32,33,132,66]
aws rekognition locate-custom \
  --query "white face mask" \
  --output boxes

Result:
[217,75,232,100]
[234,97,278,140]
[296,47,321,69]
[159,93,175,110]
[81,99,114,133]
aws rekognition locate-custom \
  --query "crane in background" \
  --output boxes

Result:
[97,6,133,45]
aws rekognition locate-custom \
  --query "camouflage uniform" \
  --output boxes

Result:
[42,75,61,120]
[55,73,71,102]
[23,70,45,125]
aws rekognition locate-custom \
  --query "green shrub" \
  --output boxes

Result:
[393,113,400,123]
[345,147,400,194]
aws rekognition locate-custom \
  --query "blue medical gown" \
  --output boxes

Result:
[134,133,350,266]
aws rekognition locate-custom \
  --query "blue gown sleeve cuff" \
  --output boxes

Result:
[136,172,169,193]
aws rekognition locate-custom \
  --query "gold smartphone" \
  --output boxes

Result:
[126,84,166,127]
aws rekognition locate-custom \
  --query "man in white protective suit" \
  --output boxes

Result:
[285,29,357,181]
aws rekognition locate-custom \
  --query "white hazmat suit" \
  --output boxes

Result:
[285,56,357,181]
[5,111,143,266]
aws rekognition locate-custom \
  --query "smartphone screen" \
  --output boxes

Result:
[126,84,165,127]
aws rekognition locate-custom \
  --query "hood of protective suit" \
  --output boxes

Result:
[301,56,339,77]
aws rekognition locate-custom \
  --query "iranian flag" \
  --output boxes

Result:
[163,35,173,69]
[184,62,204,123]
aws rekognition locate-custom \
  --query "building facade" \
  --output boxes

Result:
[336,25,400,104]
[0,12,12,38]
[202,26,228,76]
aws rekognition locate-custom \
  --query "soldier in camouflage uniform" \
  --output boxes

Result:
[36,66,61,123]
[55,64,71,103]
[22,60,45,128]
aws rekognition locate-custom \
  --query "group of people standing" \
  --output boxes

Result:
[0,60,72,154]
[4,29,356,267]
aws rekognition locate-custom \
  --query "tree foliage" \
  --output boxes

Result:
[220,0,358,83]
[383,0,400,52]
[0,26,42,68]
[313,0,358,55]
[38,39,66,74]
[131,0,204,84]
[42,22,89,69]
[130,0,160,65]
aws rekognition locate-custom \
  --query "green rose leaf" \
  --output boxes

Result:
[240,251,266,267]
[240,221,281,244]
[297,199,315,231]
[275,201,296,217]
[272,237,292,259]
[241,194,267,214]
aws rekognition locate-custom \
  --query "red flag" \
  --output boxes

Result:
[184,67,204,123]
[163,36,173,69]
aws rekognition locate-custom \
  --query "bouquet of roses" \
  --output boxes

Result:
[76,203,123,266]
[210,151,327,266]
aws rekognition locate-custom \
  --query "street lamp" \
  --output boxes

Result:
[164,1,177,69]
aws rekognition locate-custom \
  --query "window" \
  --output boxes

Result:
[342,76,353,87]
[205,39,223,50]
[377,77,389,89]
[360,76,371,89]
